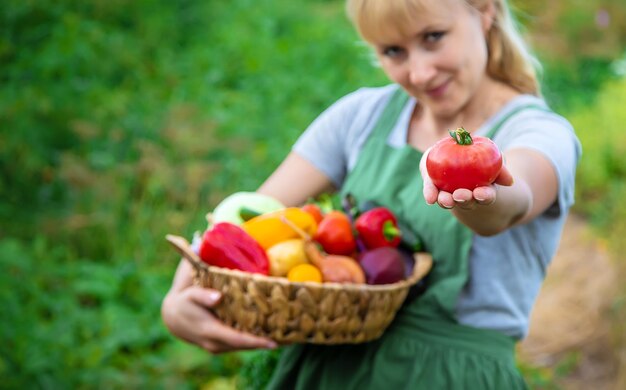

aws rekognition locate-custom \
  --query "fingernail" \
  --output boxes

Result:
[266,341,278,349]
[209,291,221,302]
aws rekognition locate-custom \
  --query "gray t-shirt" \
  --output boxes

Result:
[293,85,582,339]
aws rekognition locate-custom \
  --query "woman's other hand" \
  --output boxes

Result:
[161,260,278,354]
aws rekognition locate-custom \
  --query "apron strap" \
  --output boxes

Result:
[484,104,550,139]
[371,87,411,139]
[375,89,549,141]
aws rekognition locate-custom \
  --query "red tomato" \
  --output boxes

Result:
[426,127,502,193]
[301,203,324,224]
[314,211,356,256]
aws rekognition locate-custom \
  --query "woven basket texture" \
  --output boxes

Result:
[166,234,432,345]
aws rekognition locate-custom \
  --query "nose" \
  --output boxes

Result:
[407,52,436,86]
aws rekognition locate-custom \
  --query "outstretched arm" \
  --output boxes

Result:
[420,147,558,236]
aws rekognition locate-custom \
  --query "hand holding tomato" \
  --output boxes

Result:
[421,128,513,209]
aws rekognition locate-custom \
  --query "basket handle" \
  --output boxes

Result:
[410,252,433,283]
[165,234,206,276]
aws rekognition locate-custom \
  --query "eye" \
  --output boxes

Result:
[381,46,405,58]
[424,31,445,43]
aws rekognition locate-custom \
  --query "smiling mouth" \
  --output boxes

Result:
[426,81,449,98]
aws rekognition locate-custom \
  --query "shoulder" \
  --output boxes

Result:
[298,84,402,156]
[320,84,399,120]
[495,95,574,133]
[492,95,581,156]
[292,84,400,187]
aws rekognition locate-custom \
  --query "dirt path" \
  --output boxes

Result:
[518,213,619,389]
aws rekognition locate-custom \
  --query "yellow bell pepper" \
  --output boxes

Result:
[241,207,318,250]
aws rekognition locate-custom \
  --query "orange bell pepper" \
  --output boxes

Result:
[241,207,318,250]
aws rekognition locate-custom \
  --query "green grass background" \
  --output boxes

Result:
[1,0,625,389]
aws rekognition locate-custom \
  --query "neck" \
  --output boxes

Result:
[407,78,521,150]
[456,78,520,132]
[423,78,520,136]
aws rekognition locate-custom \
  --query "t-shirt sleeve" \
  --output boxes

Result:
[495,111,582,216]
[292,97,352,187]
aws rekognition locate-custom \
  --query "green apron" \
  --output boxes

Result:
[267,88,536,390]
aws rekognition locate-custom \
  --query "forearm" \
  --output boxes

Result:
[257,152,335,206]
[425,148,558,236]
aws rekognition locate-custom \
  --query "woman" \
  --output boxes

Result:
[161,0,581,388]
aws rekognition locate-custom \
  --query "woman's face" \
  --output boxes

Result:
[370,0,493,118]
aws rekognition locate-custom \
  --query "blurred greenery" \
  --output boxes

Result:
[1,0,625,389]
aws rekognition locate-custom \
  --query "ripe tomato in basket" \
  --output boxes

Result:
[314,210,356,256]
[301,203,324,224]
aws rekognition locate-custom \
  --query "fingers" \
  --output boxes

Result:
[187,286,222,308]
[419,148,438,205]
[186,287,277,352]
[473,186,497,205]
[432,186,498,210]
[451,189,477,210]
[199,320,278,353]
[163,286,278,354]
[423,179,439,205]
[436,191,454,209]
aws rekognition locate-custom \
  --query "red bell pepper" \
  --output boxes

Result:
[198,222,269,275]
[355,207,402,250]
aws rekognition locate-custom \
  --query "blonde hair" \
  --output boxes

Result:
[346,0,541,95]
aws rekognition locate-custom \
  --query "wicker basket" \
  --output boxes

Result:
[166,234,432,345]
